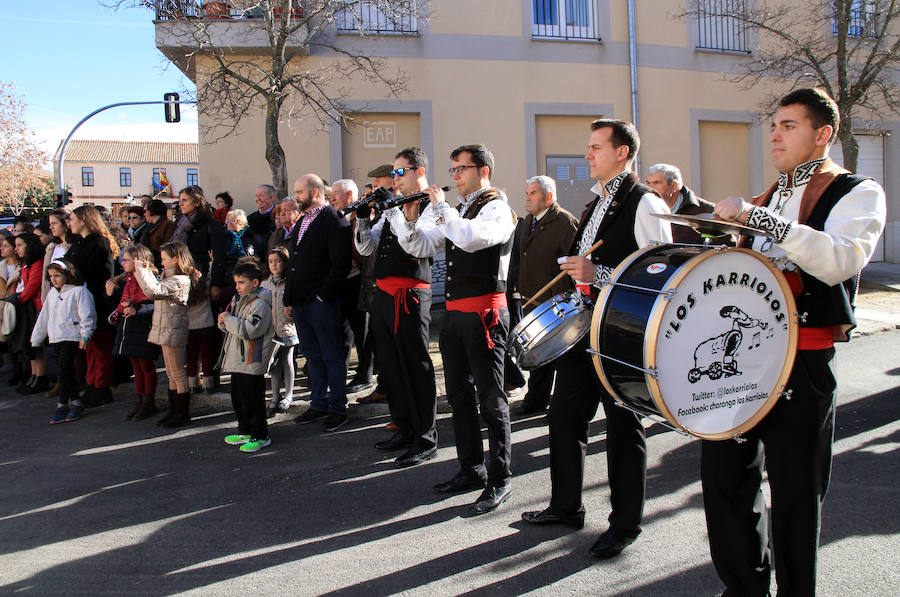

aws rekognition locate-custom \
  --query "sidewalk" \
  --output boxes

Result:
[856,261,900,336]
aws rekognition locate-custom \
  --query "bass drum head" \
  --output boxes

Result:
[645,248,797,440]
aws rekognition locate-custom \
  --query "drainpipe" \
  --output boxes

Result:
[627,0,640,175]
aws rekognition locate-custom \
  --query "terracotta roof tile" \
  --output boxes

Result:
[55,140,198,164]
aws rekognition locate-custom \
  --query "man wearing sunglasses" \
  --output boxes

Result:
[398,144,517,515]
[354,147,439,468]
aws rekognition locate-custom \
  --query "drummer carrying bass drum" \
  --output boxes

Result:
[521,119,671,559]
[706,87,885,596]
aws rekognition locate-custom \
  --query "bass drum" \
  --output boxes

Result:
[590,245,798,440]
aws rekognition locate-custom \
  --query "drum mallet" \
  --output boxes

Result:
[523,239,604,308]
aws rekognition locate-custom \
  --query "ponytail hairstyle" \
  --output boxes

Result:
[72,205,120,259]
[160,241,201,287]
[46,258,83,286]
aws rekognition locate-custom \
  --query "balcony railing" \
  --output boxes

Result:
[336,1,417,34]
[695,0,750,53]
[532,0,599,42]
[153,1,303,21]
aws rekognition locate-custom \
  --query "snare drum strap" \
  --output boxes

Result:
[446,291,507,349]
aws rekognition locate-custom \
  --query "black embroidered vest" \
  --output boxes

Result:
[445,188,515,300]
[373,215,432,283]
[792,174,866,337]
[570,173,649,276]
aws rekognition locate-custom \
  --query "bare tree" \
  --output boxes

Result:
[679,0,899,173]
[0,82,49,215]
[113,0,418,197]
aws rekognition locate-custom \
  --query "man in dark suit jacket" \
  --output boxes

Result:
[646,163,730,245]
[511,175,579,414]
[248,184,277,257]
[284,174,352,432]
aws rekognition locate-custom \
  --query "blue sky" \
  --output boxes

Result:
[0,1,198,164]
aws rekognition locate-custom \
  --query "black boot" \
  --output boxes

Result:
[82,386,113,407]
[162,392,191,428]
[15,375,36,394]
[156,389,177,427]
[21,376,50,395]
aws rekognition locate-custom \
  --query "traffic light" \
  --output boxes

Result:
[55,189,72,207]
[164,92,180,123]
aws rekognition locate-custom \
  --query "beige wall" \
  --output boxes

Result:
[341,112,421,182]
[429,0,522,36]
[699,121,750,203]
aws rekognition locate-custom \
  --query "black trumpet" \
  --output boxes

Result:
[338,185,451,218]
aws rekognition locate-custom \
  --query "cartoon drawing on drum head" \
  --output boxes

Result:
[688,305,769,383]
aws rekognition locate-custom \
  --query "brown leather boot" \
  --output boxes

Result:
[45,380,61,399]
[133,394,158,420]
[125,395,143,420]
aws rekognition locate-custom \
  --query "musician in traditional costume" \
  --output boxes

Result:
[706,87,886,596]
[398,144,517,515]
[354,147,439,468]
[521,120,672,559]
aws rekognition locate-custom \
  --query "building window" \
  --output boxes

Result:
[120,167,132,187]
[337,1,417,34]
[81,167,94,187]
[695,0,750,53]
[834,1,880,38]
[532,0,598,41]
[187,168,198,186]
[152,168,167,186]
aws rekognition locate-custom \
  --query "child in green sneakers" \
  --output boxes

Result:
[217,260,275,453]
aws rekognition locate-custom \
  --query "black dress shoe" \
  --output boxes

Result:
[521,508,585,529]
[395,446,437,467]
[470,484,512,514]
[433,471,487,494]
[346,378,376,394]
[375,432,413,452]
[589,528,637,559]
[516,402,548,416]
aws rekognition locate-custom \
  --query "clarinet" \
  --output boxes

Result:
[338,186,451,218]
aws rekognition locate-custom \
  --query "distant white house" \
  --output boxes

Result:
[53,140,199,212]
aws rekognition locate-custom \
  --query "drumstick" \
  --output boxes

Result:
[523,239,604,308]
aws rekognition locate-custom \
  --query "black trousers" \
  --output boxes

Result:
[547,337,646,537]
[440,308,512,486]
[522,363,555,410]
[341,274,373,380]
[371,286,437,450]
[230,373,268,439]
[701,348,837,597]
[53,341,80,404]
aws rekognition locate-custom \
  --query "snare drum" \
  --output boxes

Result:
[508,290,593,370]
[590,245,798,440]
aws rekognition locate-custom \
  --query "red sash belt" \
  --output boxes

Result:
[446,292,507,349]
[783,271,835,350]
[376,276,430,333]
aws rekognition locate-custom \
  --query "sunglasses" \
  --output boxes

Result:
[391,167,414,178]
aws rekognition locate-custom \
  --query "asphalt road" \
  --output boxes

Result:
[0,329,897,596]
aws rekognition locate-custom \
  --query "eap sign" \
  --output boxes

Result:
[363,122,397,148]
